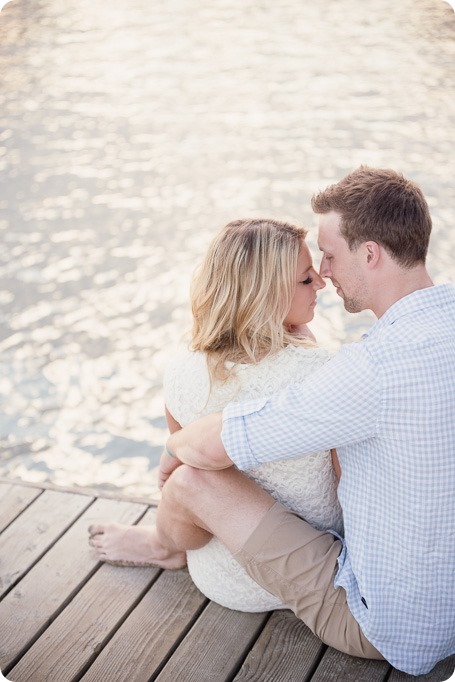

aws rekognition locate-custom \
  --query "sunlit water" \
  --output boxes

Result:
[0,0,454,498]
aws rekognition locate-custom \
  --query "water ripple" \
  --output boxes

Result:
[0,0,454,497]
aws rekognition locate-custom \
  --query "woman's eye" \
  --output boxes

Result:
[301,276,313,285]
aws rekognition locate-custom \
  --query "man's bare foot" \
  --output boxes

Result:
[88,523,187,569]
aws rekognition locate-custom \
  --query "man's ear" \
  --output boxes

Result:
[364,241,381,268]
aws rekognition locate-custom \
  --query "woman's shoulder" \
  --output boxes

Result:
[229,343,332,399]
[262,343,333,374]
[163,345,210,394]
[284,343,333,362]
[163,346,213,425]
[164,344,207,375]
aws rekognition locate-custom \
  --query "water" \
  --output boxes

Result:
[0,0,454,498]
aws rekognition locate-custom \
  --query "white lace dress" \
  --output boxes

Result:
[163,344,343,612]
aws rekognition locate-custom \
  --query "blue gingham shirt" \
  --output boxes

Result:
[222,283,455,675]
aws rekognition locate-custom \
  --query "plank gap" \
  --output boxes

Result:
[69,569,165,682]
[224,610,274,682]
[0,493,96,601]
[3,502,153,680]
[2,558,106,677]
[303,644,329,682]
[382,665,394,681]
[146,597,211,682]
[0,485,45,534]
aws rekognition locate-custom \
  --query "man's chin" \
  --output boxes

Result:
[334,286,362,313]
[343,298,363,314]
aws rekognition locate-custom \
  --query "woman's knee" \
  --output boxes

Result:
[162,464,216,506]
[163,465,250,514]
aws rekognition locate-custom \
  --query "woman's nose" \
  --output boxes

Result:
[313,271,326,290]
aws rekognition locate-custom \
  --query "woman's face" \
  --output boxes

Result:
[284,242,326,328]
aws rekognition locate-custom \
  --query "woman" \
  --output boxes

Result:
[89,218,342,611]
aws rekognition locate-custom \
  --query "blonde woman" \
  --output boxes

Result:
[89,218,342,611]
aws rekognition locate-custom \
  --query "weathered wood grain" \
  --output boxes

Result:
[233,609,325,682]
[8,564,159,681]
[310,646,389,682]
[0,497,147,670]
[80,568,207,682]
[0,483,42,533]
[1,483,452,682]
[154,601,268,682]
[0,490,92,598]
[7,508,159,682]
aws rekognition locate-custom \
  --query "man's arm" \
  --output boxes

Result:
[167,412,232,470]
[164,343,379,478]
[221,343,381,470]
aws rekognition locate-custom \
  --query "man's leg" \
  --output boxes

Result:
[233,500,383,660]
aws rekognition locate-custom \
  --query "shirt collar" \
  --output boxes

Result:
[362,282,455,339]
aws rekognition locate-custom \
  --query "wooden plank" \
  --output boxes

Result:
[8,509,161,682]
[80,569,208,682]
[310,647,390,682]
[0,497,148,671]
[233,609,325,682]
[154,602,268,682]
[0,490,93,597]
[0,475,161,507]
[387,654,455,682]
[0,482,42,533]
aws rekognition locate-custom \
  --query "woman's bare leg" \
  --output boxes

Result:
[89,465,275,568]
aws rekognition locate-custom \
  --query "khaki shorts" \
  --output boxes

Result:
[234,501,384,660]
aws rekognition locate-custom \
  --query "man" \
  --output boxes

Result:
[89,167,455,676]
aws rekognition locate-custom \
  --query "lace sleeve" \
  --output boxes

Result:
[163,347,212,426]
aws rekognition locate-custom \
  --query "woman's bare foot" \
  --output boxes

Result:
[88,523,187,569]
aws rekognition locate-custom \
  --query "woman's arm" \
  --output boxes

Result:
[331,449,341,480]
[165,405,182,434]
[158,406,183,489]
[159,409,232,489]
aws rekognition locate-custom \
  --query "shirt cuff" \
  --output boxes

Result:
[221,397,268,470]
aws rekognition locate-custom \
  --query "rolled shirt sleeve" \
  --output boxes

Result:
[221,342,381,470]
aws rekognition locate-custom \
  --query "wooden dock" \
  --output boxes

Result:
[1,480,454,682]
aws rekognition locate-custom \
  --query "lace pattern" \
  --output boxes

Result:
[163,344,343,612]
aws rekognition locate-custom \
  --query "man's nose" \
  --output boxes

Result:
[319,256,331,278]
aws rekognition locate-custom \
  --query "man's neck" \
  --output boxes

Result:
[371,265,434,318]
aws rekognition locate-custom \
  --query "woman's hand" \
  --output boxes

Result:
[158,446,182,490]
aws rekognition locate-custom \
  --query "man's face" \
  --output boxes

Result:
[317,211,368,313]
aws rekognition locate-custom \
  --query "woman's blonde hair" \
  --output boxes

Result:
[190,218,311,382]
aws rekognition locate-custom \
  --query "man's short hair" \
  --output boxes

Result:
[311,166,432,267]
